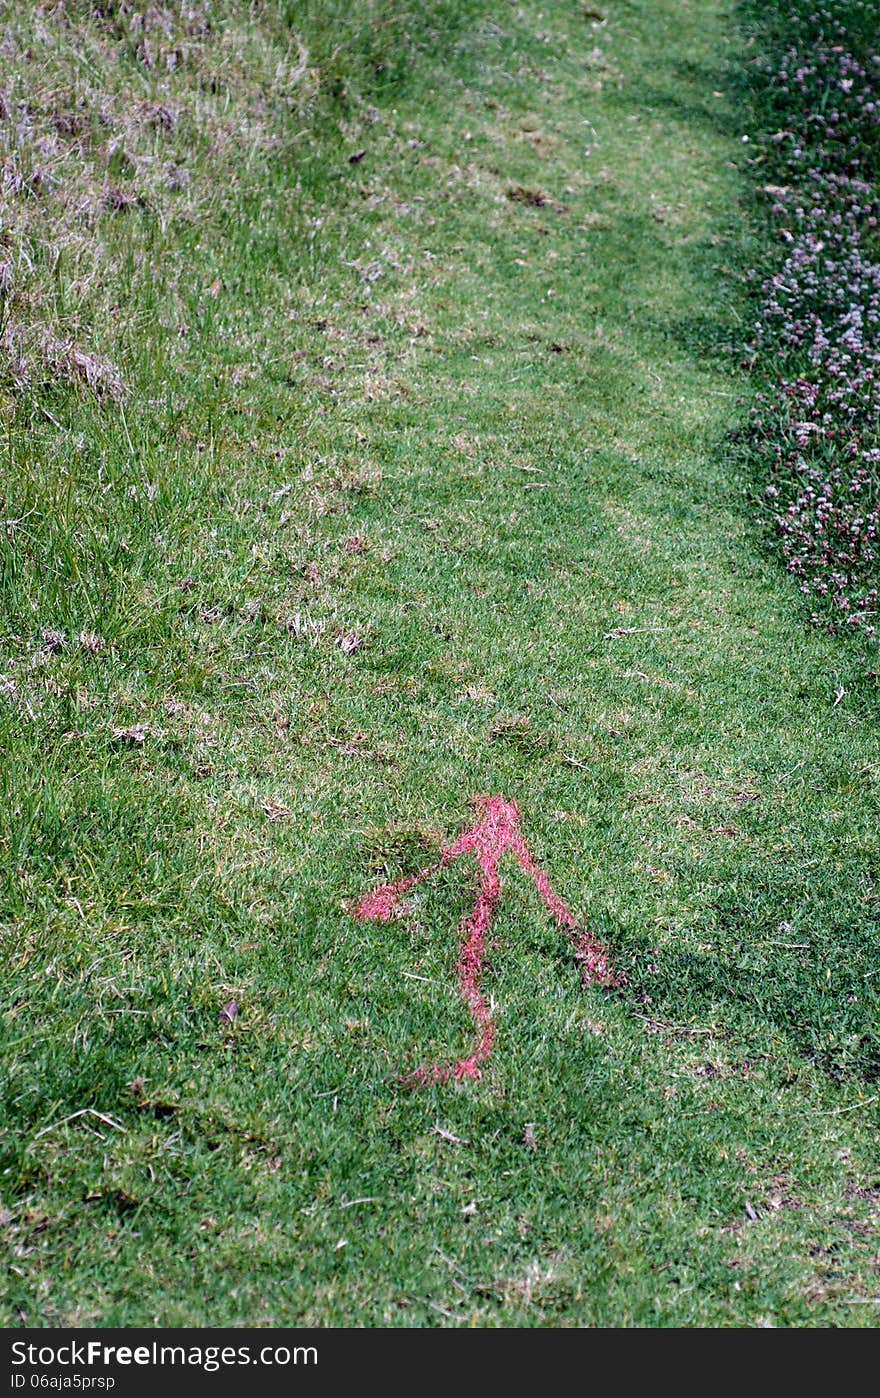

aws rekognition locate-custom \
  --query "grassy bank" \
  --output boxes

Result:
[1,0,879,1326]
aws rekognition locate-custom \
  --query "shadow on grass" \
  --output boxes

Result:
[623,882,880,1086]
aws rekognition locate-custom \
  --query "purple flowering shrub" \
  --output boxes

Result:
[745,3,880,636]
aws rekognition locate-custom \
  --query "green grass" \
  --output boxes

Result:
[1,0,879,1327]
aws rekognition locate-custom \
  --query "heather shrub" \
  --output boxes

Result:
[743,0,880,636]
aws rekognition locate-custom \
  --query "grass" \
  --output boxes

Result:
[1,0,879,1327]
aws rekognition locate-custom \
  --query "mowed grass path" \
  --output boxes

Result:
[2,0,879,1326]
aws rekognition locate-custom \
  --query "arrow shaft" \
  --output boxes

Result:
[406,859,501,1086]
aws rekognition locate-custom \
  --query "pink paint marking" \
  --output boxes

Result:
[354,795,619,1086]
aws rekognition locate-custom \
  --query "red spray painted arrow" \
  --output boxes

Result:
[355,795,619,1085]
